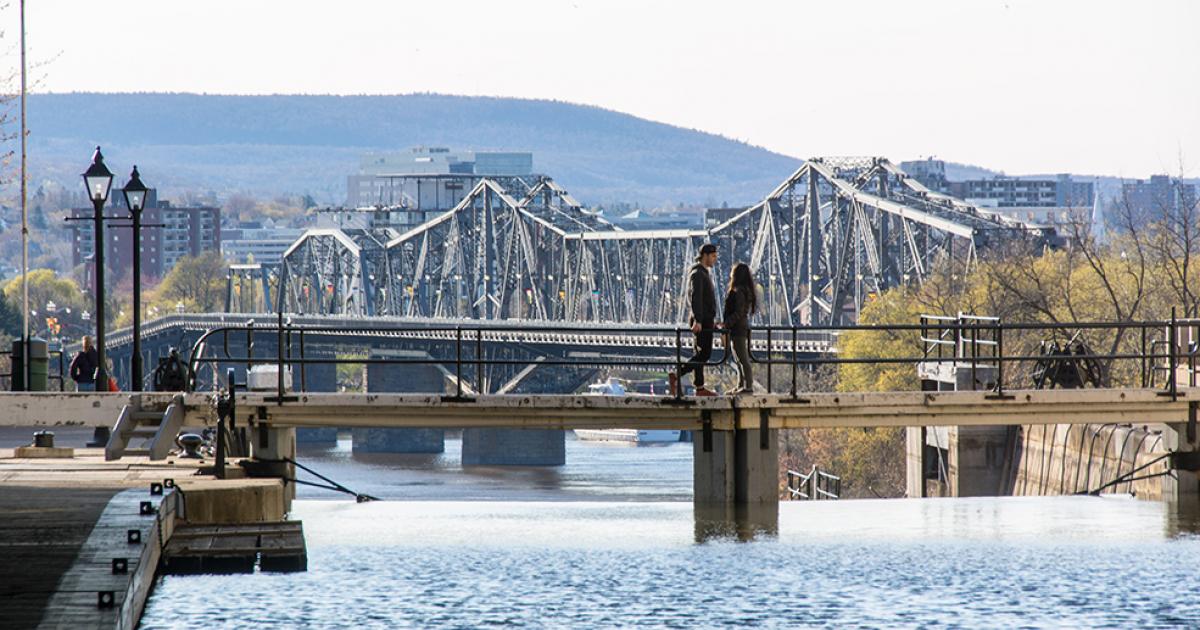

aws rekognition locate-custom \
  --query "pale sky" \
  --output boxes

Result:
[17,0,1200,178]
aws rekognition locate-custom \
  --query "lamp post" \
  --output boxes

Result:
[82,147,113,392]
[122,166,148,391]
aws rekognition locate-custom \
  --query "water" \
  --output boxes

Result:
[140,435,1200,628]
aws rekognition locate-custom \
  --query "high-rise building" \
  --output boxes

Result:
[71,190,220,281]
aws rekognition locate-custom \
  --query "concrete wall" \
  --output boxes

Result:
[1013,423,1167,499]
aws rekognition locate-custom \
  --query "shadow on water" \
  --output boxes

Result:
[459,464,565,491]
[349,452,446,470]
[693,502,779,543]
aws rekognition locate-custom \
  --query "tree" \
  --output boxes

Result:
[152,252,227,313]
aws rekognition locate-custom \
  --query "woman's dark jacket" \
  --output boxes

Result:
[722,288,752,338]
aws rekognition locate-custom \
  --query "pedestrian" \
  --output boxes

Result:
[68,335,98,391]
[670,243,720,397]
[723,262,758,394]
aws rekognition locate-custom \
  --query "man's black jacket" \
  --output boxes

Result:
[686,262,717,326]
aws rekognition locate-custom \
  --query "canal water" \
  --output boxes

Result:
[140,434,1200,628]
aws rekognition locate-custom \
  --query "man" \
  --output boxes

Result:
[670,243,720,397]
[69,335,98,391]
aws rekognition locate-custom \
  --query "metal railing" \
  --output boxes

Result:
[181,312,1200,401]
[787,466,841,500]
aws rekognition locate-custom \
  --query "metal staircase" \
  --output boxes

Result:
[105,394,185,461]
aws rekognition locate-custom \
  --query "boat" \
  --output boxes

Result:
[573,378,682,444]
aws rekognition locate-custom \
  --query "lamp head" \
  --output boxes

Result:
[82,146,114,203]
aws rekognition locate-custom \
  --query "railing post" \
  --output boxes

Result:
[674,329,683,401]
[455,327,463,399]
[791,327,798,399]
[995,321,1004,396]
[1141,323,1148,388]
[276,309,285,402]
[298,329,307,392]
[766,326,773,394]
[475,329,483,396]
[1169,307,1178,401]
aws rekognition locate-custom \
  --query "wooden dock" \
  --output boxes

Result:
[163,521,306,574]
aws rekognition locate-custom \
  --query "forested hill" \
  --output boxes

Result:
[26,93,804,207]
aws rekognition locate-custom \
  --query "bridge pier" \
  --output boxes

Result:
[296,359,339,446]
[693,427,778,505]
[459,362,574,466]
[461,428,565,466]
[1165,419,1200,516]
[908,363,1007,497]
[352,354,445,454]
[253,425,296,509]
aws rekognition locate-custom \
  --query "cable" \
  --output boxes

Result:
[1075,452,1173,496]
[257,456,380,503]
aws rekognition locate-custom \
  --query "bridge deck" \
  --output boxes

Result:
[195,388,1193,430]
[0,388,1189,430]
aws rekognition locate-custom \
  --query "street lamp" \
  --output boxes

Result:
[82,147,112,392]
[122,165,148,391]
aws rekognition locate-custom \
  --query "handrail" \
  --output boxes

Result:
[786,465,842,500]
[178,316,1200,400]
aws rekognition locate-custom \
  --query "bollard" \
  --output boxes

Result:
[33,430,54,448]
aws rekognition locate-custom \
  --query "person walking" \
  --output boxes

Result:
[723,262,758,394]
[68,335,98,391]
[670,243,720,397]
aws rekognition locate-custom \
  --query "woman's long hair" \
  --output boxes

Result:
[728,262,757,315]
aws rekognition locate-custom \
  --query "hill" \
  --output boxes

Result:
[25,93,804,207]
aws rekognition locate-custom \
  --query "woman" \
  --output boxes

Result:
[722,262,758,394]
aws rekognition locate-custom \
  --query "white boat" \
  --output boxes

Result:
[573,378,682,444]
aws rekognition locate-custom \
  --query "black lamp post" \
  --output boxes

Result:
[122,166,148,391]
[82,147,113,392]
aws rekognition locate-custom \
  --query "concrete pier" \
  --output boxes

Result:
[353,356,446,454]
[461,428,566,466]
[907,363,1006,497]
[693,427,778,505]
[296,360,339,445]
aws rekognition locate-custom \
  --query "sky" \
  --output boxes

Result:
[15,0,1200,178]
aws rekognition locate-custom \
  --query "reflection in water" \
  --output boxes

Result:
[694,502,779,543]
[1166,500,1200,537]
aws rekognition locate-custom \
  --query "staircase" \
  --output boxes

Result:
[105,394,186,461]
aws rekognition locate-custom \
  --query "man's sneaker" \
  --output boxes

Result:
[695,387,718,397]
[668,373,679,397]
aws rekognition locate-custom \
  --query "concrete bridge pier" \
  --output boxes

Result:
[352,355,445,454]
[907,363,1008,497]
[461,429,565,466]
[460,362,576,466]
[296,358,339,445]
[1165,417,1200,516]
[693,421,779,506]
[253,425,296,510]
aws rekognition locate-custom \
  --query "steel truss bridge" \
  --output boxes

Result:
[228,158,1056,327]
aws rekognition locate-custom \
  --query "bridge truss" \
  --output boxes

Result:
[269,160,1054,326]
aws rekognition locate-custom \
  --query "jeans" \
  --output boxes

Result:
[731,335,752,391]
[678,327,714,388]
